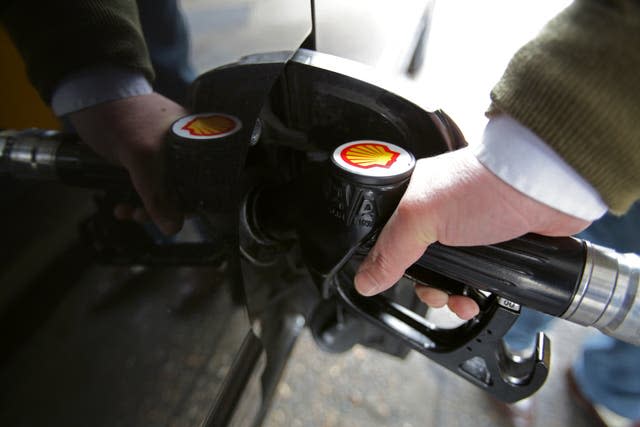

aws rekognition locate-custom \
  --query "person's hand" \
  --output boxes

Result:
[69,93,187,235]
[353,147,590,319]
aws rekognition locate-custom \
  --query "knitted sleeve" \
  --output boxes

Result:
[0,0,154,103]
[489,0,640,214]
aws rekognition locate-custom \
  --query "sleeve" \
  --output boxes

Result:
[50,66,153,116]
[474,114,607,221]
[488,0,640,214]
[0,0,154,103]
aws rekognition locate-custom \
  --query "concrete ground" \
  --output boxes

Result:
[263,319,597,427]
[181,1,600,426]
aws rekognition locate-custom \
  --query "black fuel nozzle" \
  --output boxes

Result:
[0,113,253,266]
[318,136,639,402]
[1,112,252,213]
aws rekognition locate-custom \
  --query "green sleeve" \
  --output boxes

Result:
[1,0,154,102]
[489,0,640,214]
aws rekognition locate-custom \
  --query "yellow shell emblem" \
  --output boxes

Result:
[181,114,237,137]
[340,143,400,169]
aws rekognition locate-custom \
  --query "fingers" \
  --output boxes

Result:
[113,204,134,221]
[415,285,448,308]
[414,285,480,320]
[447,295,480,320]
[113,205,151,223]
[132,208,151,224]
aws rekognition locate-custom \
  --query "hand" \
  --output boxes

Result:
[353,147,590,319]
[69,93,188,235]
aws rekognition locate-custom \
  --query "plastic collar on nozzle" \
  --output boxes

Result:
[326,140,415,247]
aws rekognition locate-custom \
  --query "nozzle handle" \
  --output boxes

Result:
[410,234,586,316]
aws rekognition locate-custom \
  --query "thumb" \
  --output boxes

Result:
[126,155,183,235]
[354,201,436,296]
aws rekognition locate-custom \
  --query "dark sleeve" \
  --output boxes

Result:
[0,0,154,102]
[488,0,640,214]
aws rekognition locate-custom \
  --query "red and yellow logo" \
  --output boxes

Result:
[340,143,400,169]
[181,114,237,137]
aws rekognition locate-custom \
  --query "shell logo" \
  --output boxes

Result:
[340,143,400,169]
[181,114,237,137]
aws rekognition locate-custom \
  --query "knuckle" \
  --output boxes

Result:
[395,197,421,220]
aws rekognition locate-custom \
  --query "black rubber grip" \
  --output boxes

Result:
[410,234,586,316]
[55,139,131,189]
[167,133,247,211]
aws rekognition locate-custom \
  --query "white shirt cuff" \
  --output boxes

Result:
[51,66,153,116]
[473,114,607,221]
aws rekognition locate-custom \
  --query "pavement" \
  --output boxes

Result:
[180,2,601,426]
[263,317,598,427]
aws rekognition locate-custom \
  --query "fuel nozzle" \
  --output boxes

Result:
[324,141,555,403]
[328,140,640,346]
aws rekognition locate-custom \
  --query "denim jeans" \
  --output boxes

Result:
[504,203,640,420]
[137,0,196,106]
